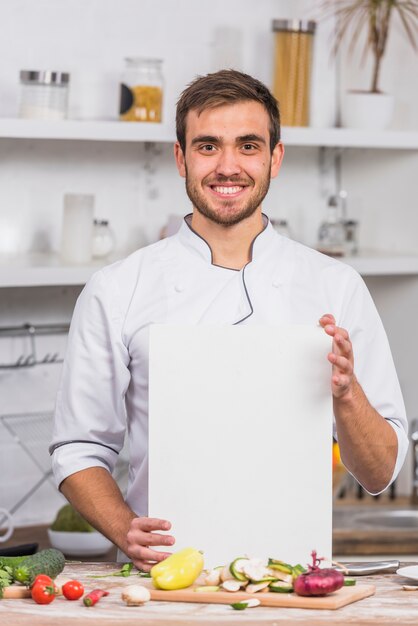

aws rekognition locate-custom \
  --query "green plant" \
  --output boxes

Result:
[322,1,418,92]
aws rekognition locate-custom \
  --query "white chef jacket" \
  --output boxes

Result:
[50,215,408,512]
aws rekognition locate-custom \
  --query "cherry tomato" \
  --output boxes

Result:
[31,581,57,604]
[62,579,84,601]
[31,574,53,589]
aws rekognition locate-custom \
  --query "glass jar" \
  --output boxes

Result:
[19,70,70,120]
[272,20,316,126]
[92,219,115,258]
[119,57,163,123]
[317,196,346,257]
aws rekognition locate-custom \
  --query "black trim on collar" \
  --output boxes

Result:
[183,213,269,269]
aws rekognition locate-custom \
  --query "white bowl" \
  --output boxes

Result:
[47,529,113,557]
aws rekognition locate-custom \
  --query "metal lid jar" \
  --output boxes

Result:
[19,70,70,120]
[119,57,163,123]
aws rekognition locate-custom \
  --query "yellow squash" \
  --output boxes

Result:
[151,547,204,590]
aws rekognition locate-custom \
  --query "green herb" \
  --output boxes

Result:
[137,571,151,578]
[89,562,134,578]
[0,568,13,598]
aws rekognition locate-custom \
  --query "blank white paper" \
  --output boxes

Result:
[149,324,333,569]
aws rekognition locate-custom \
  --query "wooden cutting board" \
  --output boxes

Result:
[2,586,31,599]
[2,581,376,610]
[148,583,376,610]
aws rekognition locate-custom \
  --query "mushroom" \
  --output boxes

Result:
[121,585,151,606]
[222,580,242,592]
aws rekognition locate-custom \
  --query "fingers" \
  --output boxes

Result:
[131,547,173,573]
[319,313,335,327]
[126,516,175,572]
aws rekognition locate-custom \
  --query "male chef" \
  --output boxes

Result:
[50,69,408,570]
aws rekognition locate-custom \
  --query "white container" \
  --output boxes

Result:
[61,194,94,264]
[19,70,70,120]
[47,529,112,557]
[341,91,394,130]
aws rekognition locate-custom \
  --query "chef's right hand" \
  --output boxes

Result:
[126,516,175,572]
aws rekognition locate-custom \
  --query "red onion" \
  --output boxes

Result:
[293,550,344,597]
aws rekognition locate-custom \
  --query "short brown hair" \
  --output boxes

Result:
[176,69,280,154]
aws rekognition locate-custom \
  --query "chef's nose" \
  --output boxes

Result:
[215,148,241,178]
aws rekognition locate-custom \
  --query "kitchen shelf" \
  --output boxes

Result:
[2,249,418,288]
[0,252,119,287]
[1,118,418,149]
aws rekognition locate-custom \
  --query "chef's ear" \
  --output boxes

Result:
[174,142,186,178]
[270,141,285,179]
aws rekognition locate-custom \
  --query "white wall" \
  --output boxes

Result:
[1,0,417,527]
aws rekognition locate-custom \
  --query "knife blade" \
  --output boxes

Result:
[335,560,400,575]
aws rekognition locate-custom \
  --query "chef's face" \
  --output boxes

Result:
[175,101,284,226]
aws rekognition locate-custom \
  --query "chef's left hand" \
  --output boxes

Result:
[319,313,355,400]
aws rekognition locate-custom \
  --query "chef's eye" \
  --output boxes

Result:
[242,143,257,152]
[200,144,217,152]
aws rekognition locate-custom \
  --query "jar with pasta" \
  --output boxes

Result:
[119,57,163,123]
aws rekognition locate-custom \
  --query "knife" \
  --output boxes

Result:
[335,560,400,575]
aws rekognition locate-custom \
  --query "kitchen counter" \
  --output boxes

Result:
[1,561,418,625]
[333,496,418,556]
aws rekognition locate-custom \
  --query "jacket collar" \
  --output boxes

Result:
[177,213,277,267]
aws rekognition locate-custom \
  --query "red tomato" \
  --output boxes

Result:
[62,580,84,601]
[31,574,53,589]
[31,581,57,604]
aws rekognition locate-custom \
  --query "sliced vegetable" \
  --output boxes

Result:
[229,557,249,582]
[231,598,260,610]
[194,585,220,592]
[268,559,293,575]
[291,564,307,579]
[269,580,293,593]
[83,588,109,606]
[204,567,222,586]
[121,584,150,606]
[242,558,275,583]
[222,580,241,592]
[14,549,65,585]
[343,577,356,586]
[246,581,270,593]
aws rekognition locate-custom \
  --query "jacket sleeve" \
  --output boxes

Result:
[49,269,131,488]
[335,269,409,494]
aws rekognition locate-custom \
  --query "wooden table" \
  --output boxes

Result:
[1,561,418,626]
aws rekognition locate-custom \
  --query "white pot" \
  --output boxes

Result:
[340,91,394,130]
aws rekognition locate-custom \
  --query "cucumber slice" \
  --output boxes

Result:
[291,564,307,579]
[268,559,293,575]
[230,599,260,610]
[229,558,249,582]
[343,577,357,586]
[269,580,294,593]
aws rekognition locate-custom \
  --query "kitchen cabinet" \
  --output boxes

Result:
[2,120,418,288]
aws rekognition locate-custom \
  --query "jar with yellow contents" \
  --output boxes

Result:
[119,57,163,123]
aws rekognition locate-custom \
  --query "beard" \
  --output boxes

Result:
[184,165,271,226]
